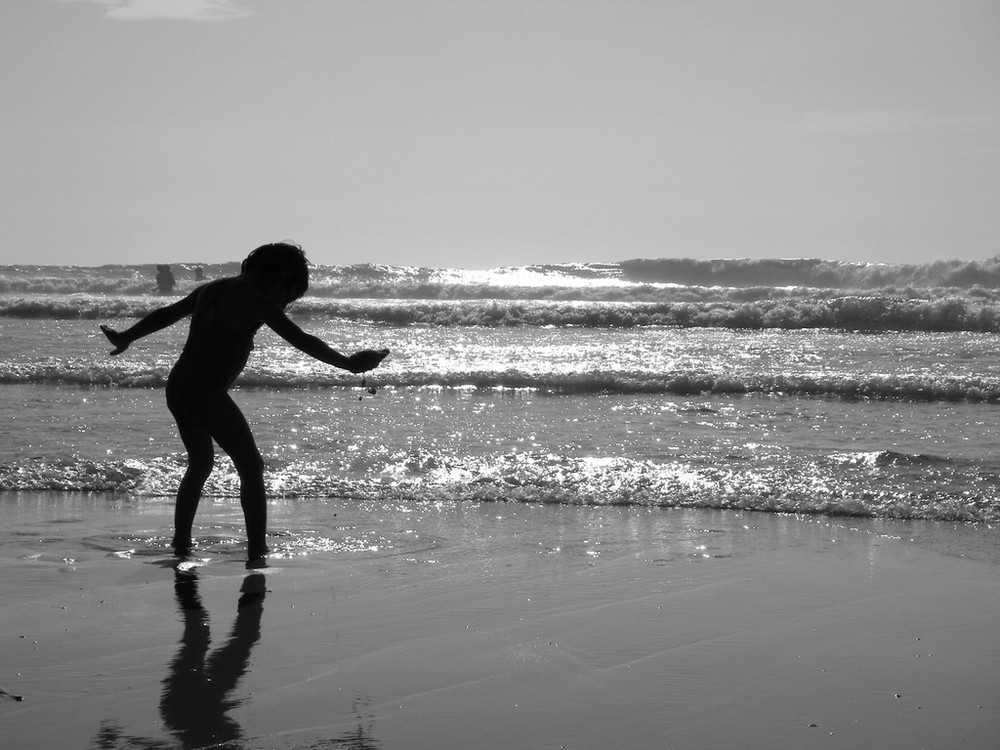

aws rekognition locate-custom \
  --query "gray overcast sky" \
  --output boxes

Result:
[2,0,998,268]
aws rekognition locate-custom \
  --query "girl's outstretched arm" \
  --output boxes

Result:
[100,291,198,356]
[261,306,389,373]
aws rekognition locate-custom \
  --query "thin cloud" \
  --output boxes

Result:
[56,0,255,22]
[785,110,932,134]
[784,109,1000,136]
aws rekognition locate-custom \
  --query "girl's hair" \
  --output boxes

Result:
[241,242,309,302]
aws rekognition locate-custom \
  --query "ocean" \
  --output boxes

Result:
[6,256,1000,750]
[2,257,1000,563]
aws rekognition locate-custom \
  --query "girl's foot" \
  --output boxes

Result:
[246,543,269,567]
[172,538,195,557]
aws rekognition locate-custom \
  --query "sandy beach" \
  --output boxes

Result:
[0,494,997,749]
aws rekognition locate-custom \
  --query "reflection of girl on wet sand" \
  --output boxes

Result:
[100,243,388,562]
[160,572,265,749]
[158,573,381,750]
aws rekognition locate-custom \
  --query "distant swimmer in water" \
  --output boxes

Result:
[101,242,389,564]
[156,264,176,294]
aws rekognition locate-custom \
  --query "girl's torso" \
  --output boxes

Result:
[170,277,265,393]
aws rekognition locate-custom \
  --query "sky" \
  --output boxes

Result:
[1,0,998,269]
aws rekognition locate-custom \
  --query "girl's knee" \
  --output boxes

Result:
[233,450,265,480]
[187,453,215,481]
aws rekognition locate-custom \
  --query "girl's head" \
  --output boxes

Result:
[241,242,309,305]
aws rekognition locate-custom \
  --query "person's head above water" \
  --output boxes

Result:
[241,242,310,305]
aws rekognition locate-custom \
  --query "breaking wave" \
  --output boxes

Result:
[3,361,999,402]
[2,448,997,523]
[4,256,1000,332]
[3,293,1000,333]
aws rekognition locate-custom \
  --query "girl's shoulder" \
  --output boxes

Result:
[192,275,271,328]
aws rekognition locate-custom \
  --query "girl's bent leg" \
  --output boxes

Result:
[201,394,269,560]
[170,410,215,555]
[240,472,268,561]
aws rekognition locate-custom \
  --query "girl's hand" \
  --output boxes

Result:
[347,348,389,374]
[100,325,130,356]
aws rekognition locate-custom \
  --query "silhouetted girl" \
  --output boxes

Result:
[101,242,388,562]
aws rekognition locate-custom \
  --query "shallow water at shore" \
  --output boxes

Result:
[5,372,1000,524]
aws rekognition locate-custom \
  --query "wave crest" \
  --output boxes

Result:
[4,293,1000,333]
[3,362,998,403]
[3,448,996,523]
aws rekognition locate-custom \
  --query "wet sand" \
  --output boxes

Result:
[2,495,999,749]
